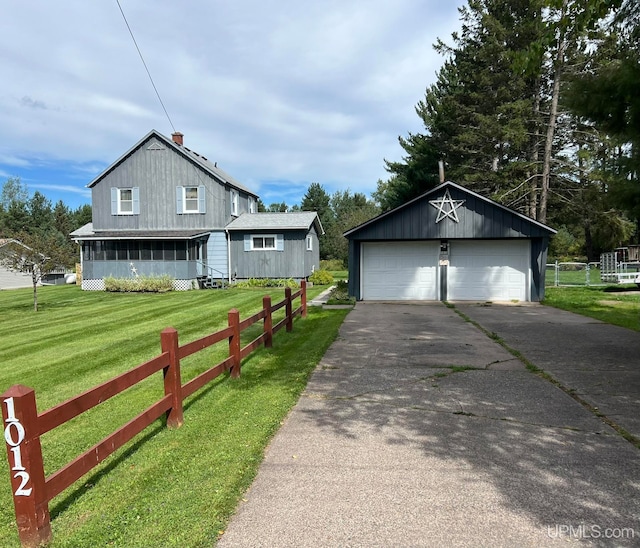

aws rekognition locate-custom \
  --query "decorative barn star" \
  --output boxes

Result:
[429,189,465,223]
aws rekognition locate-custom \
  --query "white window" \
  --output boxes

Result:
[119,189,133,213]
[176,185,206,214]
[244,234,284,251]
[306,235,313,251]
[252,235,276,250]
[248,197,256,213]
[231,190,239,216]
[184,186,199,213]
[111,187,140,215]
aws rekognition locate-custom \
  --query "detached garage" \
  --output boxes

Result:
[345,181,556,302]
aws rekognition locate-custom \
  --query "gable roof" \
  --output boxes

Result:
[226,212,324,234]
[0,238,30,252]
[345,181,556,240]
[87,130,258,197]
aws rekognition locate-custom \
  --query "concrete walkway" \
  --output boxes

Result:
[217,302,640,547]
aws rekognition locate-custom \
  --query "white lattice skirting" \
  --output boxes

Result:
[82,279,106,291]
[173,279,194,291]
[82,279,196,291]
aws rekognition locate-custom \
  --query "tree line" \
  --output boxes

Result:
[0,177,91,268]
[260,184,380,267]
[374,0,639,261]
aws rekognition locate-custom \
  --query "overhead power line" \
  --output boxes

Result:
[115,0,176,132]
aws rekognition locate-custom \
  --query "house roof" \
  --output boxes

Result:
[344,180,556,239]
[87,130,258,198]
[70,223,210,241]
[226,212,324,234]
[0,238,30,251]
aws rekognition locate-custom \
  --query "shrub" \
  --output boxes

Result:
[104,275,175,293]
[309,270,334,285]
[326,280,355,305]
[233,278,299,289]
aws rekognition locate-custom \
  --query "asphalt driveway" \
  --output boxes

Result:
[218,302,640,547]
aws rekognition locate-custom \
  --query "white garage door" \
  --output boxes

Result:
[448,240,530,301]
[362,242,438,300]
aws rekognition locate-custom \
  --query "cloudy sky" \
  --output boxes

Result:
[1,1,464,210]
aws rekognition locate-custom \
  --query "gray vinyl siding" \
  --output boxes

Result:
[91,136,252,231]
[206,231,228,278]
[229,229,317,279]
[348,187,551,241]
[304,226,320,274]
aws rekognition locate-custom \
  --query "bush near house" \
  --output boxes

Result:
[104,275,175,292]
[233,278,299,289]
[308,269,334,285]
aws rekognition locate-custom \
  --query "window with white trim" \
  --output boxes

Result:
[184,186,199,213]
[111,187,140,215]
[244,233,284,251]
[248,197,256,213]
[252,235,276,250]
[176,185,206,214]
[306,235,313,251]
[119,189,133,213]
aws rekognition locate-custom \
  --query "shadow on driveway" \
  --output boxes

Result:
[218,303,640,547]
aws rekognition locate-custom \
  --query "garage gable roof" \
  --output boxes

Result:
[345,181,556,240]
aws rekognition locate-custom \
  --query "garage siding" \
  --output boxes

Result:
[346,182,555,302]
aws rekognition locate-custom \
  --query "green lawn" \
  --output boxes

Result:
[330,270,348,281]
[0,284,348,547]
[544,285,640,331]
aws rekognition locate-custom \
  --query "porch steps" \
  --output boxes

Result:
[197,276,227,289]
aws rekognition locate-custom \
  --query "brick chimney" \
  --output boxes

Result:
[171,132,184,146]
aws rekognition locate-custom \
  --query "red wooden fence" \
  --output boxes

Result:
[2,283,306,547]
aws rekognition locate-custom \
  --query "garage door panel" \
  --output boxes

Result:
[448,240,529,301]
[362,242,438,300]
[362,240,530,302]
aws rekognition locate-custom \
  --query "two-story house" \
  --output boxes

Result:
[71,130,322,290]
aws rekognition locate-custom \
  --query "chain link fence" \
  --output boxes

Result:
[545,261,603,287]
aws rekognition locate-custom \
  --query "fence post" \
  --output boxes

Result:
[285,288,293,332]
[228,309,241,378]
[301,280,307,318]
[263,296,273,348]
[2,385,52,548]
[160,328,184,429]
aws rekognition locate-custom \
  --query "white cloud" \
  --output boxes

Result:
[0,0,465,206]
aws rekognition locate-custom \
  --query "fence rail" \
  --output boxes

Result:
[2,283,306,547]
